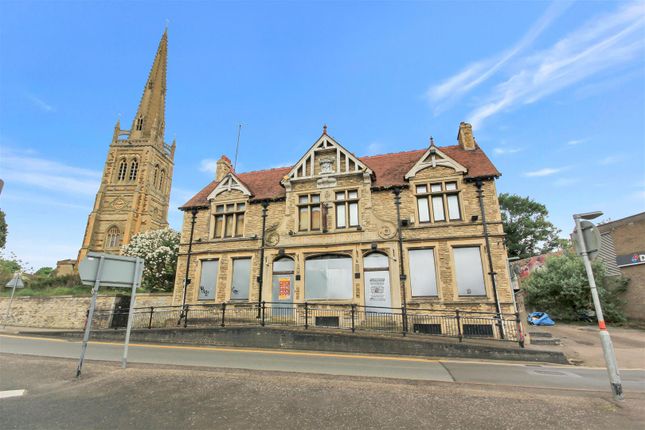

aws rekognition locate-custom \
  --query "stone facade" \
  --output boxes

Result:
[78,30,175,264]
[0,293,172,329]
[172,123,514,317]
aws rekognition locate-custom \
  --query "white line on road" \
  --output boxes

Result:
[0,389,26,399]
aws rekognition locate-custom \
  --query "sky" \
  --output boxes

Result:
[0,1,644,270]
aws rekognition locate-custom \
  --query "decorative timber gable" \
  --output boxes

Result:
[207,173,252,200]
[282,129,373,190]
[405,142,467,179]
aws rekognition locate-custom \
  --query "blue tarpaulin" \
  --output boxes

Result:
[528,312,555,326]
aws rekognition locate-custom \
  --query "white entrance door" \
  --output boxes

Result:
[363,253,392,312]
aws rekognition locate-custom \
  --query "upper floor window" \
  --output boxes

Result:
[129,159,139,181]
[117,160,127,181]
[160,169,165,190]
[415,181,461,223]
[153,165,159,187]
[214,202,245,239]
[298,194,321,231]
[135,115,144,131]
[335,190,359,228]
[106,226,121,248]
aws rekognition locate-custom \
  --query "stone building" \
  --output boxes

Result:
[78,30,175,263]
[598,212,645,321]
[173,123,514,323]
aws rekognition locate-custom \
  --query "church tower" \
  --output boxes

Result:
[78,30,175,263]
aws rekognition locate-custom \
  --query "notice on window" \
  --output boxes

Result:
[367,276,386,303]
[278,277,291,300]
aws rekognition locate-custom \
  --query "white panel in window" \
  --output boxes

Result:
[273,257,294,273]
[453,247,486,296]
[305,255,352,300]
[418,197,430,222]
[445,182,457,191]
[447,194,461,220]
[231,258,251,300]
[364,253,389,269]
[432,196,445,221]
[416,185,427,193]
[409,249,437,296]
[198,260,219,300]
[336,204,346,228]
[430,183,442,192]
[349,202,359,226]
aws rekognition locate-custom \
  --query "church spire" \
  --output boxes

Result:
[130,29,167,141]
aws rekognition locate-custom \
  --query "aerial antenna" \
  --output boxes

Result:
[233,124,242,172]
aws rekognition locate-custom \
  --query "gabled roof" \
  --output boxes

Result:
[180,144,500,210]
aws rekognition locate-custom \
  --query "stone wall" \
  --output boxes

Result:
[0,293,172,329]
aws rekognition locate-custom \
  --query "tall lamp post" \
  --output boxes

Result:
[393,188,408,334]
[574,211,623,401]
[179,208,199,324]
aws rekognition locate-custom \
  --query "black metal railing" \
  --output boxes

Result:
[91,302,525,346]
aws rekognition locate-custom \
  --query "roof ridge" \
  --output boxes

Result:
[359,147,426,159]
[236,165,293,176]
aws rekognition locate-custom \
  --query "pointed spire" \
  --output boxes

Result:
[130,29,168,142]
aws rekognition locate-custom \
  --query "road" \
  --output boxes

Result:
[1,333,644,393]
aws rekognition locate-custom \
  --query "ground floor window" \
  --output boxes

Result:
[198,259,219,300]
[453,246,486,296]
[230,258,251,300]
[305,254,353,300]
[408,248,438,296]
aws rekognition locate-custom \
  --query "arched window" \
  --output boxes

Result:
[135,115,144,131]
[129,159,139,181]
[153,165,159,187]
[117,159,127,181]
[159,169,166,190]
[106,226,121,248]
[272,257,295,305]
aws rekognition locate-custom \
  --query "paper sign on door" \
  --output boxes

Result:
[278,277,291,300]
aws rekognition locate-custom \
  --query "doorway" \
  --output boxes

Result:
[363,252,392,312]
[271,257,294,320]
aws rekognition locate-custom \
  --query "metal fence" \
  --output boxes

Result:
[91,302,525,346]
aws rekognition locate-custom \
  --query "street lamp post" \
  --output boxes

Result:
[573,211,623,401]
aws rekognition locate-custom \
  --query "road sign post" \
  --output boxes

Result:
[573,212,623,401]
[2,272,25,327]
[76,252,145,377]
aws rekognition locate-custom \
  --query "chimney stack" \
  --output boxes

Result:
[457,122,476,151]
[216,155,232,182]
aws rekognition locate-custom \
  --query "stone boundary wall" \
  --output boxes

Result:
[0,293,172,329]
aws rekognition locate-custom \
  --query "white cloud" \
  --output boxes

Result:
[566,139,587,146]
[493,147,522,155]
[598,155,623,165]
[0,148,101,196]
[524,167,566,177]
[199,158,218,174]
[426,1,570,113]
[467,3,645,127]
[365,141,386,156]
[26,93,55,112]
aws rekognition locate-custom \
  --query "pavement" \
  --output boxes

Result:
[1,353,644,429]
[529,323,645,368]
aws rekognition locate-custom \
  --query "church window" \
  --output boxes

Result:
[135,115,144,131]
[153,165,159,187]
[335,189,359,228]
[213,202,246,239]
[160,169,166,190]
[117,160,127,181]
[106,226,121,248]
[129,159,139,181]
[298,194,321,232]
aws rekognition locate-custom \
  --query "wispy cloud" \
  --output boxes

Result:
[26,93,55,112]
[426,1,571,113]
[199,158,217,174]
[0,148,100,195]
[493,146,523,155]
[553,177,580,187]
[566,139,587,146]
[467,3,645,127]
[524,167,567,177]
[365,141,386,156]
[598,155,623,165]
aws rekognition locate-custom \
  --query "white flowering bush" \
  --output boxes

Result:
[121,228,180,292]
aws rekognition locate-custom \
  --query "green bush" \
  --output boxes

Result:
[523,251,628,323]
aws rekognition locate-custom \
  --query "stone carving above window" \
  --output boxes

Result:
[319,155,335,175]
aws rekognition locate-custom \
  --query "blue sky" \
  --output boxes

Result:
[0,1,644,269]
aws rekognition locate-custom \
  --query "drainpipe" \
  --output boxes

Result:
[393,188,408,334]
[257,201,269,318]
[180,208,198,323]
[475,179,504,338]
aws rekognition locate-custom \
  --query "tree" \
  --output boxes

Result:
[0,209,7,249]
[523,251,628,323]
[498,193,563,259]
[121,228,180,292]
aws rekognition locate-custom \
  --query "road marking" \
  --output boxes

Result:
[0,389,25,399]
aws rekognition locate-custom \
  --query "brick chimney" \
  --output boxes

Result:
[216,155,232,182]
[457,122,476,151]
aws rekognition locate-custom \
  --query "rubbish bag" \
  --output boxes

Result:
[527,312,555,326]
